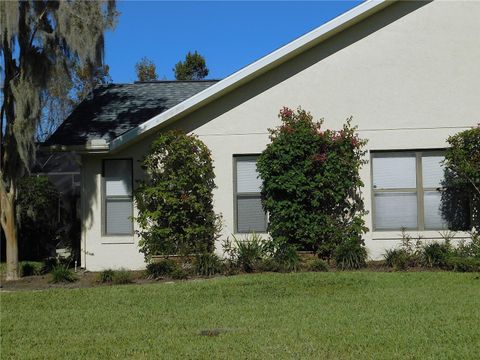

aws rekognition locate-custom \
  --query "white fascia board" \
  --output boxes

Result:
[109,0,393,152]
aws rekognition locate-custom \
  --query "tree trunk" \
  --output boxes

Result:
[0,180,19,280]
[1,26,21,281]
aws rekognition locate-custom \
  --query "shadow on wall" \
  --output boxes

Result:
[441,170,479,232]
[163,1,431,135]
[82,157,101,238]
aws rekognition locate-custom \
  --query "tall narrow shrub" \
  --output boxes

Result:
[135,131,221,259]
[256,107,368,259]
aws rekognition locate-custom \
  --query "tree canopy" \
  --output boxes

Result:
[135,57,158,82]
[38,63,111,141]
[174,51,209,80]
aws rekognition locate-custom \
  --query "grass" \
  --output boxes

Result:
[1,272,480,359]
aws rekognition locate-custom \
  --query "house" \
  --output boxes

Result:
[44,0,480,271]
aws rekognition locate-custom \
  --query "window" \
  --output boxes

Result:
[234,156,267,233]
[372,151,447,231]
[103,159,133,235]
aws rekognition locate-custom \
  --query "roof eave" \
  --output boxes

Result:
[40,142,110,154]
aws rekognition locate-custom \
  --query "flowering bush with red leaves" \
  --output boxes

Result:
[257,107,368,259]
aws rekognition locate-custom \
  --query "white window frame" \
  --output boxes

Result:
[233,155,267,233]
[371,150,447,231]
[102,159,134,236]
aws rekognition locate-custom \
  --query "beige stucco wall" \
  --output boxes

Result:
[81,0,480,270]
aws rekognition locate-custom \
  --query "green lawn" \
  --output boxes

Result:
[1,272,479,359]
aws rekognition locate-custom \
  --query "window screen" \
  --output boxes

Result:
[104,159,133,235]
[372,151,446,231]
[234,156,266,233]
[422,154,447,230]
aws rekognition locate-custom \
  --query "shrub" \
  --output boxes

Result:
[421,242,452,268]
[146,259,178,278]
[454,233,480,258]
[334,238,367,270]
[446,256,480,272]
[17,176,60,260]
[384,249,409,271]
[195,253,223,276]
[308,259,329,272]
[98,269,115,283]
[134,130,222,259]
[20,262,39,277]
[256,258,281,272]
[256,107,368,259]
[112,269,133,284]
[50,264,76,283]
[384,230,423,270]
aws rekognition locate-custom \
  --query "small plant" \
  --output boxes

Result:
[222,234,266,273]
[112,269,133,285]
[421,242,452,268]
[50,264,77,283]
[454,233,480,258]
[195,253,223,276]
[21,262,38,277]
[146,259,178,278]
[384,248,409,271]
[171,267,188,280]
[98,269,115,283]
[308,259,329,272]
[334,238,367,270]
[41,257,58,274]
[398,229,423,266]
[272,242,300,272]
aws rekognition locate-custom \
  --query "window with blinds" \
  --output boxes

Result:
[103,159,133,235]
[372,151,447,231]
[234,156,267,233]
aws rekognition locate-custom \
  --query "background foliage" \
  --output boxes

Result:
[16,176,59,260]
[135,131,221,259]
[135,57,158,82]
[257,107,368,259]
[174,51,209,80]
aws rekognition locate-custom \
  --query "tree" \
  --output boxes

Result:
[1,1,117,280]
[256,107,368,260]
[135,57,158,82]
[134,131,221,260]
[174,51,209,80]
[442,125,480,232]
[37,63,111,141]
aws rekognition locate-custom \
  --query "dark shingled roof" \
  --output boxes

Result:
[44,80,219,146]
